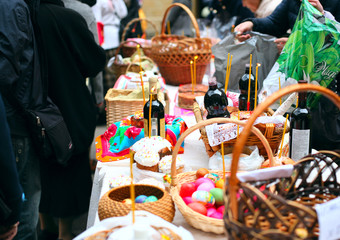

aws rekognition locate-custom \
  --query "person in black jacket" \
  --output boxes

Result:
[0,0,42,239]
[0,93,23,240]
[35,0,106,239]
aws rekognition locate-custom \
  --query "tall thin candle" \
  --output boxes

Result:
[130,153,135,223]
[225,54,233,93]
[221,142,226,182]
[190,60,194,94]
[279,77,282,105]
[254,64,260,109]
[149,93,152,138]
[247,54,252,111]
[278,114,289,158]
[140,71,145,105]
[237,110,240,138]
[136,44,142,73]
[167,21,171,34]
[194,56,198,87]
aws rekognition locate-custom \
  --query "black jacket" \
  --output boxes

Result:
[251,0,340,37]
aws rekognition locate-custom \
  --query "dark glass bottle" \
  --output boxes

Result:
[289,80,311,161]
[143,77,165,137]
[204,77,230,119]
[238,64,256,111]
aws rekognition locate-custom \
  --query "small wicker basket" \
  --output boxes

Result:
[169,117,275,234]
[105,88,169,128]
[121,18,158,58]
[193,102,285,159]
[98,184,175,223]
[151,3,212,86]
[224,83,340,239]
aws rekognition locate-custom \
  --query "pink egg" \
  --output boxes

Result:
[210,211,223,219]
[207,207,217,217]
[217,205,225,214]
[194,177,215,188]
[197,182,215,192]
[182,196,193,205]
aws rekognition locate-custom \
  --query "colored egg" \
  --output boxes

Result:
[135,195,148,203]
[182,196,193,205]
[122,198,132,204]
[207,207,217,217]
[197,182,215,192]
[215,178,224,189]
[217,205,225,214]
[196,168,209,179]
[180,182,196,198]
[144,195,158,203]
[210,211,223,219]
[192,190,215,207]
[194,177,214,188]
[187,202,207,216]
[209,188,224,206]
[204,173,220,183]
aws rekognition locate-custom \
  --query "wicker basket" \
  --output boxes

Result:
[224,83,340,239]
[105,88,170,128]
[107,40,144,80]
[121,18,158,58]
[98,184,175,222]
[169,117,275,234]
[151,3,212,86]
[193,102,285,159]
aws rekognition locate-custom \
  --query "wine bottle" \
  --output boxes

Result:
[238,64,256,111]
[143,77,165,138]
[289,80,311,161]
[204,77,230,119]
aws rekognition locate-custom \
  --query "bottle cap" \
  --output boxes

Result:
[298,80,307,84]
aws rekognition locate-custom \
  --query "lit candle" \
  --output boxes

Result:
[140,71,145,105]
[194,56,198,87]
[129,152,135,223]
[149,93,152,138]
[224,53,231,93]
[190,60,194,94]
[254,63,260,109]
[278,114,289,158]
[279,77,282,106]
[221,142,226,182]
[247,54,252,111]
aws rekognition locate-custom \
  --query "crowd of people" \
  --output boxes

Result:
[0,0,339,240]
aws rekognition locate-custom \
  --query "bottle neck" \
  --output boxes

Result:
[150,92,158,101]
[298,92,307,108]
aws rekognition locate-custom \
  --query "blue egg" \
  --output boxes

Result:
[144,195,158,203]
[135,195,148,203]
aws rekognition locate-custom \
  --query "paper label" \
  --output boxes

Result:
[291,129,310,161]
[316,197,340,240]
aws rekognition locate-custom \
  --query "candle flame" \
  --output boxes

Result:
[194,55,198,60]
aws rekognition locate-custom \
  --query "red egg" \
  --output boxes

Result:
[210,211,223,219]
[180,182,196,198]
[194,177,214,188]
[217,205,225,214]
[207,207,217,217]
[187,202,207,216]
[182,196,193,205]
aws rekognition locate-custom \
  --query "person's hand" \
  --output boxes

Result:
[304,0,324,14]
[274,37,289,54]
[234,21,254,42]
[0,222,19,240]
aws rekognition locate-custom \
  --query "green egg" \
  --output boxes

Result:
[143,195,158,203]
[209,188,224,206]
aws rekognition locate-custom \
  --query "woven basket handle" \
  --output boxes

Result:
[160,3,200,39]
[121,18,159,42]
[125,56,155,74]
[229,83,340,219]
[170,118,274,187]
[114,40,143,64]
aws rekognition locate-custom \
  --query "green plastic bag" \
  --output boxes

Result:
[276,0,340,108]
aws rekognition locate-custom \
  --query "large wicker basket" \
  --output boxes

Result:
[193,102,285,159]
[98,184,175,223]
[169,117,275,234]
[224,83,340,239]
[105,88,169,128]
[121,18,158,58]
[151,3,212,86]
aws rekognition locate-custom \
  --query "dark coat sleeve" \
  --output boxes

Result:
[250,0,291,37]
[0,94,23,226]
